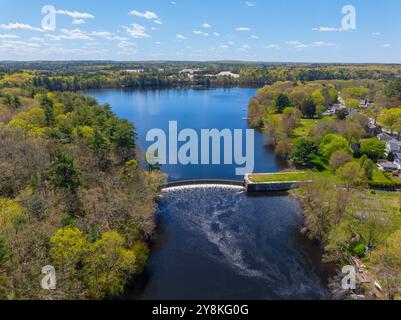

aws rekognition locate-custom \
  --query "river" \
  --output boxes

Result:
[84,88,329,300]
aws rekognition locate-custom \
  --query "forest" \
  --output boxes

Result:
[0,82,165,299]
[248,76,401,299]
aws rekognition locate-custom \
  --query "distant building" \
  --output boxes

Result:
[386,139,401,155]
[378,133,392,142]
[359,99,368,108]
[378,161,399,172]
[125,69,144,73]
[393,153,401,166]
[216,71,240,78]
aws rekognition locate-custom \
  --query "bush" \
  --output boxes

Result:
[359,138,386,162]
[351,243,366,258]
[329,151,353,170]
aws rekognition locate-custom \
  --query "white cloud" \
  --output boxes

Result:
[177,34,186,40]
[45,28,92,41]
[0,23,43,32]
[236,27,251,32]
[0,34,20,39]
[265,44,280,49]
[372,32,381,37]
[72,19,86,25]
[123,24,151,39]
[250,35,259,39]
[214,32,220,36]
[383,43,391,48]
[245,1,256,7]
[202,23,211,29]
[312,26,347,32]
[129,10,158,20]
[286,40,340,50]
[193,30,203,35]
[56,10,95,19]
[92,31,114,38]
[238,44,251,51]
[154,20,163,25]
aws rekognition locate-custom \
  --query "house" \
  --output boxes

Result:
[359,99,368,108]
[216,71,240,78]
[378,133,392,142]
[366,120,381,135]
[125,69,144,73]
[378,161,399,172]
[386,139,401,155]
[348,108,360,116]
[393,152,401,166]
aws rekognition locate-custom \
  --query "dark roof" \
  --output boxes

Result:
[379,162,398,169]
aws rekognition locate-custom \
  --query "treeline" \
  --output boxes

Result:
[0,87,165,299]
[1,62,400,93]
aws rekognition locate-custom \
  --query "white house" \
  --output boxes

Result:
[216,71,240,78]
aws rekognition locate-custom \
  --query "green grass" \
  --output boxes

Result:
[248,171,309,183]
[372,170,391,183]
[293,119,319,138]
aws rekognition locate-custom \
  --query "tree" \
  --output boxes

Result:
[336,162,365,190]
[82,231,138,299]
[346,99,360,109]
[312,89,325,107]
[300,97,316,119]
[274,93,290,113]
[48,150,81,193]
[385,78,401,99]
[50,228,88,283]
[40,95,55,127]
[2,94,21,109]
[369,229,401,300]
[276,139,294,159]
[359,138,386,161]
[329,151,353,170]
[289,138,320,168]
[379,108,401,134]
[320,134,351,160]
[360,156,375,180]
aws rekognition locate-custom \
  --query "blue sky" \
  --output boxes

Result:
[0,0,399,62]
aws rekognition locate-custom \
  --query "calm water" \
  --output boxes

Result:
[84,88,285,181]
[84,88,329,300]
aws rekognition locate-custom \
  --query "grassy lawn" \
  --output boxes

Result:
[293,119,319,138]
[248,171,309,183]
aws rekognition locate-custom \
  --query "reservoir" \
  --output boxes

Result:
[84,88,329,300]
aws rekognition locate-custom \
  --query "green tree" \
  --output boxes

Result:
[48,150,81,193]
[320,134,351,160]
[337,162,365,190]
[312,89,325,107]
[274,93,290,113]
[359,138,386,161]
[361,158,375,180]
[300,97,316,119]
[82,231,138,299]
[40,95,55,127]
[379,108,401,134]
[290,138,320,168]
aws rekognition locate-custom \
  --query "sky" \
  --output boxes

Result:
[0,0,399,63]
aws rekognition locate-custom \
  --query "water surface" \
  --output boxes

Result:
[84,88,329,300]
